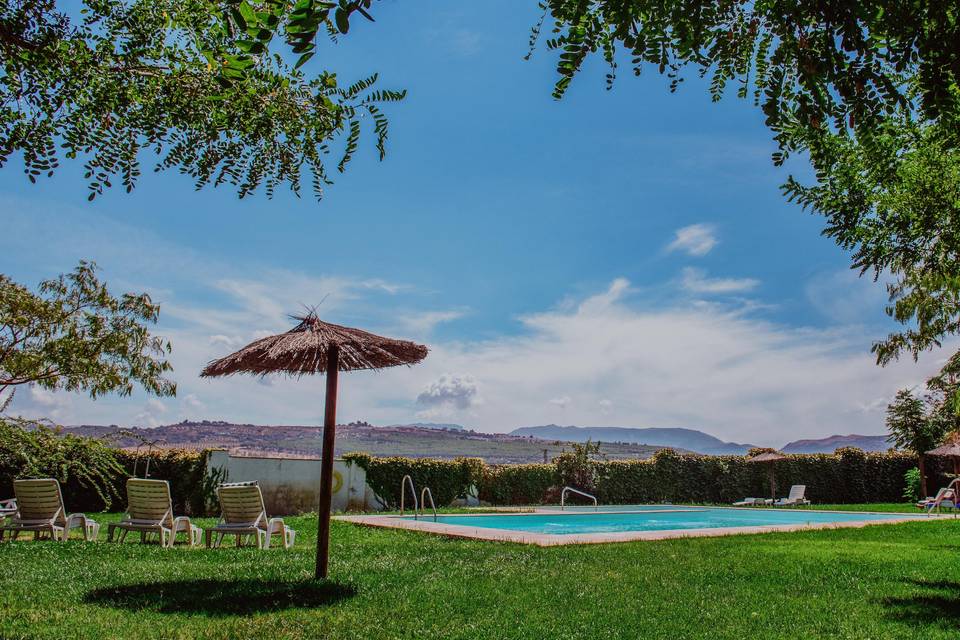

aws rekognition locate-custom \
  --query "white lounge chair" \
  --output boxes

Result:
[732,497,773,506]
[0,498,16,520]
[773,485,810,506]
[0,479,99,541]
[205,482,296,550]
[107,478,203,547]
[917,478,959,514]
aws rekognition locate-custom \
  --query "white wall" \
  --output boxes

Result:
[207,450,381,515]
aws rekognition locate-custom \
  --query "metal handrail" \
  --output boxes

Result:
[561,486,598,511]
[400,475,418,517]
[420,487,438,521]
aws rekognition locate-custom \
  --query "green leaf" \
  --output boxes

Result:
[334,8,350,34]
[238,1,257,27]
[229,8,246,31]
[295,52,315,69]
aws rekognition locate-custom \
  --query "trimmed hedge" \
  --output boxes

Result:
[479,463,556,505]
[343,452,484,508]
[350,447,931,506]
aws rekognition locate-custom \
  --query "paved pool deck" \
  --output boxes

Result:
[336,506,953,546]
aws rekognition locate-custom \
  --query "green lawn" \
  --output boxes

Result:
[1,505,958,639]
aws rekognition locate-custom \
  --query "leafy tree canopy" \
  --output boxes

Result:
[531,1,960,364]
[0,0,401,201]
[0,261,175,409]
[886,351,960,456]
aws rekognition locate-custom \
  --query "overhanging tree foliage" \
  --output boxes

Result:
[0,261,175,408]
[531,1,960,365]
[0,0,401,201]
[886,350,960,456]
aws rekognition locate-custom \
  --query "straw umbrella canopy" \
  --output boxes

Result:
[201,312,428,579]
[925,441,960,478]
[748,451,788,500]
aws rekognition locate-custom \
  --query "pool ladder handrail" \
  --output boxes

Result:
[400,475,418,516]
[398,475,438,521]
[420,487,438,521]
[561,486,598,511]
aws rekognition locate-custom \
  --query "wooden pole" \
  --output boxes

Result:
[919,454,927,499]
[315,345,339,580]
[768,464,776,501]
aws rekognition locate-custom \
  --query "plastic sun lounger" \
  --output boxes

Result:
[773,485,810,506]
[107,478,203,548]
[0,479,99,542]
[917,479,959,514]
[0,498,16,520]
[205,482,296,550]
[732,497,773,506]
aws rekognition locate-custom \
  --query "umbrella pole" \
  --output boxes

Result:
[315,345,340,579]
[919,455,927,499]
[768,465,776,501]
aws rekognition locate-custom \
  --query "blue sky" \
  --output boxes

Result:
[2,1,953,446]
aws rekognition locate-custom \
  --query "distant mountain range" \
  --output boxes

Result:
[509,425,756,455]
[509,425,894,455]
[59,420,895,460]
[59,420,668,464]
[780,434,891,454]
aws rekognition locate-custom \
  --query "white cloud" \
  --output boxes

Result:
[16,273,951,446]
[396,309,466,336]
[209,334,242,349]
[365,278,953,446]
[549,395,572,409]
[449,29,482,55]
[29,386,62,409]
[680,267,759,294]
[415,374,480,417]
[183,394,205,412]
[666,224,718,257]
[805,269,890,326]
[5,202,953,447]
[133,398,167,428]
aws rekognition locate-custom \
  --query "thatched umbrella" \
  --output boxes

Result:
[925,441,960,480]
[201,312,428,579]
[748,451,787,500]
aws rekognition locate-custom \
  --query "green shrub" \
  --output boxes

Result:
[554,440,602,495]
[0,418,218,514]
[0,417,124,510]
[114,448,219,515]
[903,467,922,502]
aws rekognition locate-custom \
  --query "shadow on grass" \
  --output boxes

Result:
[84,579,357,616]
[880,579,960,629]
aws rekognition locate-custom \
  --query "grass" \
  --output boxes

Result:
[1,505,958,639]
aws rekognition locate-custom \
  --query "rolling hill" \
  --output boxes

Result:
[780,434,891,454]
[509,425,755,455]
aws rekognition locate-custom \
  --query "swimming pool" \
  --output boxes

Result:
[338,506,940,546]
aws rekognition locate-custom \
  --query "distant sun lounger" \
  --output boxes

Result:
[732,497,773,506]
[107,478,203,547]
[206,481,296,550]
[773,485,810,506]
[0,479,99,542]
[917,479,959,514]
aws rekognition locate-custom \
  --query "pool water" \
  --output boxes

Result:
[405,508,920,535]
